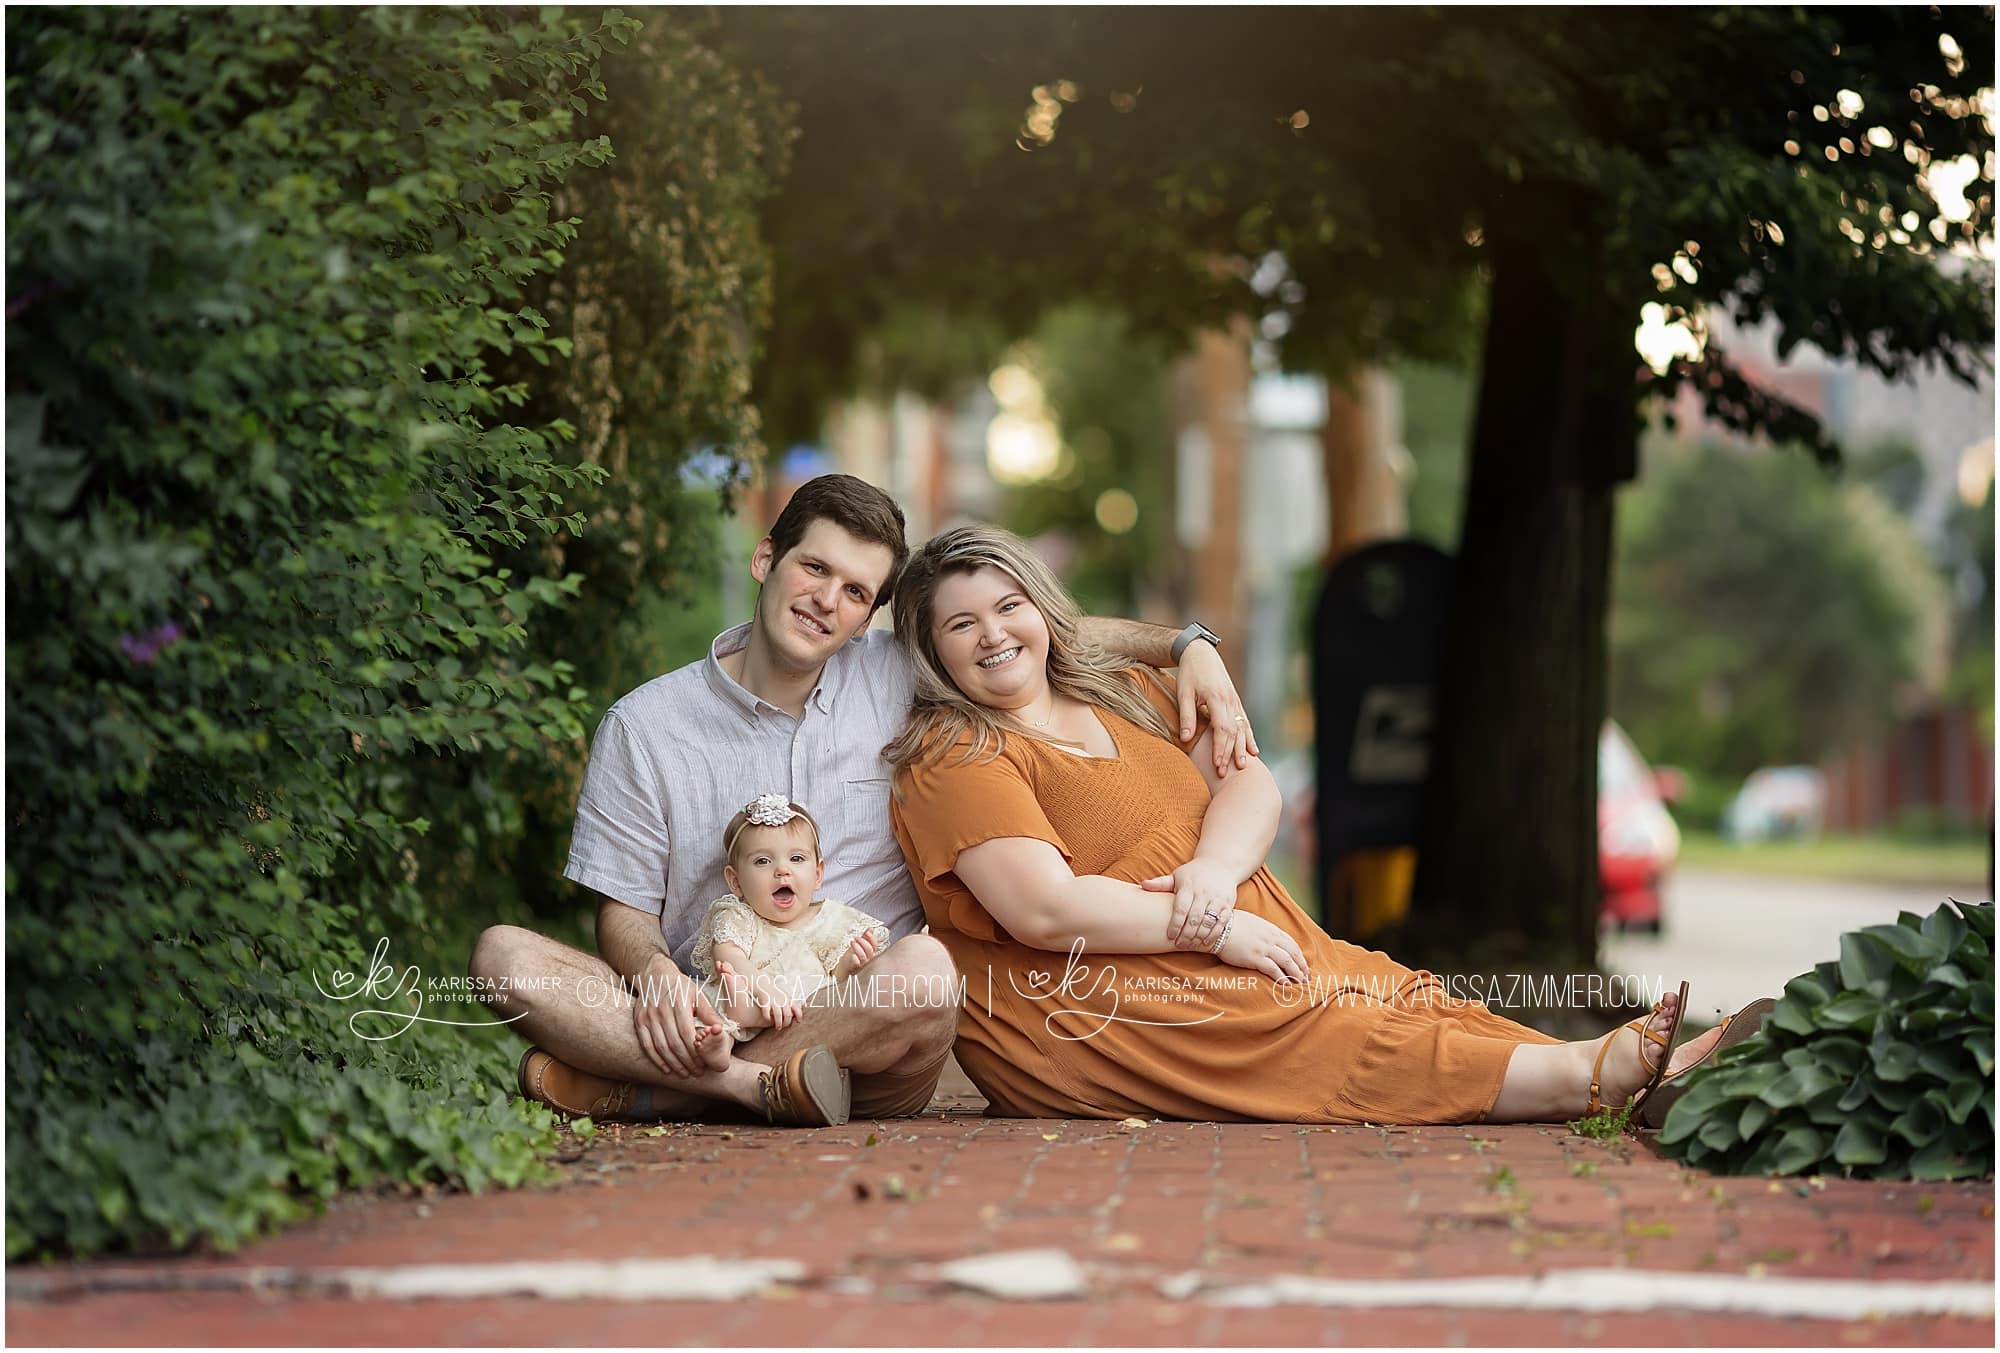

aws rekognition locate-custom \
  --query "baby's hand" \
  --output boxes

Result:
[757,986,800,1032]
[840,931,880,975]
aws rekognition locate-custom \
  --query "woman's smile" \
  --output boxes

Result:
[931,566,1053,712]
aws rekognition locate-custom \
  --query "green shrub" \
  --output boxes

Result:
[1658,901,1994,1179]
[5,6,648,1258]
[399,12,793,927]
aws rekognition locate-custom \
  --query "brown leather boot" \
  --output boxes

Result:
[759,1045,850,1127]
[517,1047,639,1119]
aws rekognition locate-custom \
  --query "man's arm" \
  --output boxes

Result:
[596,895,679,981]
[1075,616,1259,773]
[1075,615,1179,668]
[593,893,718,1079]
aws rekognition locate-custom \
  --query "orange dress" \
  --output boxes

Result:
[889,674,1563,1123]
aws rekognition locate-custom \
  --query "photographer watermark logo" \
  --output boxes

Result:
[1010,940,1226,1041]
[314,936,534,1041]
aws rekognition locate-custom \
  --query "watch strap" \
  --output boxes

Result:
[1170,621,1220,665]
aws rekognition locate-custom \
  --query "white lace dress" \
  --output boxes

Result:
[689,894,892,1041]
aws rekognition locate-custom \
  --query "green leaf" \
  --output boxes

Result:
[1770,1125,1827,1176]
[1857,921,1942,972]
[1872,1040,1921,1083]
[1736,1098,1772,1139]
[1696,1116,1738,1152]
[1766,993,1818,1038]
[1889,1096,1944,1147]
[1838,932,1898,996]
[1781,970,1834,1009]
[1941,1075,1983,1125]
[1909,1139,1983,1182]
[1921,905,1968,956]
[1819,991,1884,1029]
[1762,1061,1841,1108]
[1832,1117,1888,1166]
[1813,1037,1867,1076]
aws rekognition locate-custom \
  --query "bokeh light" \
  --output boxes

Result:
[1926,153,1981,222]
[989,363,1043,411]
[1093,488,1139,534]
[1634,302,1707,376]
[986,413,1061,485]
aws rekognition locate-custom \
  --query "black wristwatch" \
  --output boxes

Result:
[1170,621,1221,665]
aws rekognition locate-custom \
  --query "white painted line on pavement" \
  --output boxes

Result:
[335,1256,806,1302]
[12,1256,1993,1322]
[1207,1267,1995,1319]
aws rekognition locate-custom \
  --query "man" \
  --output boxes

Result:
[471,474,1258,1125]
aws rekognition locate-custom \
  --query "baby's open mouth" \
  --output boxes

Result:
[772,886,796,903]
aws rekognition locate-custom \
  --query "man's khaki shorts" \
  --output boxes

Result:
[849,1045,952,1118]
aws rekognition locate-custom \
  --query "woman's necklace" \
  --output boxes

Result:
[1025,694,1057,730]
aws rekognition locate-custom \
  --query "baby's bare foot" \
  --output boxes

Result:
[691,1021,733,1073]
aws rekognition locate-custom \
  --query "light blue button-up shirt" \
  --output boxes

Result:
[563,623,921,972]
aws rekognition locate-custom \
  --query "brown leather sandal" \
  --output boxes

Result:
[1638,996,1778,1130]
[1587,980,1690,1117]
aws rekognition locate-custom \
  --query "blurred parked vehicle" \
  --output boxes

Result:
[1275,721,1684,934]
[1598,720,1683,935]
[1722,766,1828,843]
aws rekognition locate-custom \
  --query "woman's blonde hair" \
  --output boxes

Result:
[884,524,1175,772]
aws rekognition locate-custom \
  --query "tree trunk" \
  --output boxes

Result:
[1187,319,1254,678]
[1320,369,1405,565]
[1395,232,1638,980]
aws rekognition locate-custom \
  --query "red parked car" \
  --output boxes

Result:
[1597,720,1684,934]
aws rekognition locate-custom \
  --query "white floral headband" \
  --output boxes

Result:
[725,793,821,860]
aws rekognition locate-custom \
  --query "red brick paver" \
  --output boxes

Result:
[8,1112,1993,1346]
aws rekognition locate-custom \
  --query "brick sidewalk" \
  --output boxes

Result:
[9,1101,1993,1346]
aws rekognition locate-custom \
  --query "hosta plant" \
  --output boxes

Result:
[1658,900,1992,1180]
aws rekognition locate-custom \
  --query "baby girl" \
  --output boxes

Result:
[689,794,890,1052]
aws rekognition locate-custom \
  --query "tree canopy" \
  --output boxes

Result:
[724,7,1992,446]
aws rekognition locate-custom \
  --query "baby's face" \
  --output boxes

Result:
[725,822,824,928]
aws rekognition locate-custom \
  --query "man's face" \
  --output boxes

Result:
[749,519,896,674]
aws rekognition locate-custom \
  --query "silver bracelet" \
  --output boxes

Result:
[1210,916,1233,955]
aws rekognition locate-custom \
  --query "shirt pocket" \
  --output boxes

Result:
[840,775,893,857]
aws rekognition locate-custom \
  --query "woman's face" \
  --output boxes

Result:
[930,565,1052,712]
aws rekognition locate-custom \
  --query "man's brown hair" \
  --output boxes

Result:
[765,474,910,611]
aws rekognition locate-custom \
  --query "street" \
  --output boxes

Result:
[1603,866,1991,1024]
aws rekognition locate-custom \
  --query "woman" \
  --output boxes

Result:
[886,525,1724,1124]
